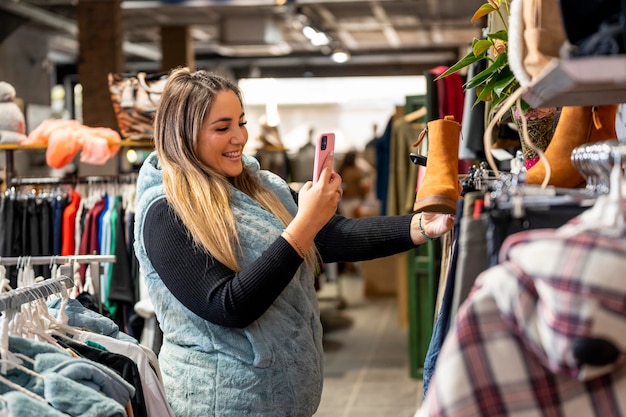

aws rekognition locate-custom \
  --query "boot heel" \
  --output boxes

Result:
[413,195,459,215]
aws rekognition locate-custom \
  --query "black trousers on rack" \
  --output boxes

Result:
[486,204,589,267]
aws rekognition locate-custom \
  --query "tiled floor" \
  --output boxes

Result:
[314,270,423,417]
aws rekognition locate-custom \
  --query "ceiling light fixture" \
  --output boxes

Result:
[311,32,330,46]
[302,25,317,39]
[302,26,330,46]
[331,49,351,63]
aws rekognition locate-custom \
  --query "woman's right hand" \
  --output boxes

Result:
[285,154,343,248]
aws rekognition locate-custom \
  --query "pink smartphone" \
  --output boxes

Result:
[312,133,335,183]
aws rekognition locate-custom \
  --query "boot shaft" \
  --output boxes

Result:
[526,105,618,187]
[413,115,462,214]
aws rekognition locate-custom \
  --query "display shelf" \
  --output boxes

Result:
[522,55,626,108]
[0,139,153,186]
[0,139,153,151]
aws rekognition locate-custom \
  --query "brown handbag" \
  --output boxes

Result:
[107,72,168,141]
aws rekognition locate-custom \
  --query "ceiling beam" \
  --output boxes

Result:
[0,0,161,61]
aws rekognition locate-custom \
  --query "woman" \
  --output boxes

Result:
[133,67,454,417]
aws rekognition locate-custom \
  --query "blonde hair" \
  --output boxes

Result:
[153,67,318,271]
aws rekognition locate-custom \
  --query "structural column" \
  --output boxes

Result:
[77,0,123,130]
[76,0,123,175]
[160,26,195,72]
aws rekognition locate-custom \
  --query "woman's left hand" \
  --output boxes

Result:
[410,212,455,244]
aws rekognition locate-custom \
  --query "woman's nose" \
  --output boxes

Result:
[231,130,246,144]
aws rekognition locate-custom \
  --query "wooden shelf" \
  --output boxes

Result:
[522,55,626,108]
[0,143,47,150]
[0,139,153,151]
[0,139,152,187]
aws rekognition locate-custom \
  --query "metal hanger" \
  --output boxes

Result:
[560,140,626,237]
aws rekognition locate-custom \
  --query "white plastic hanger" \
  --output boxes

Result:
[70,259,83,299]
[46,279,82,338]
[0,264,11,294]
[0,305,25,374]
[15,287,64,349]
[28,279,82,341]
[15,258,23,290]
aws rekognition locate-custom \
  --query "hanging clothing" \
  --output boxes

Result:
[428,66,465,122]
[422,199,463,396]
[62,190,81,256]
[53,337,149,417]
[40,196,53,267]
[0,178,139,335]
[375,116,394,215]
[51,195,66,256]
[1,192,70,283]
[417,225,626,417]
[422,191,592,398]
[386,119,422,216]
[485,203,588,267]
[3,196,23,272]
[108,199,136,331]
[1,390,68,417]
[69,331,173,417]
[450,205,488,320]
[23,197,43,277]
[459,59,488,159]
[5,335,131,417]
[78,197,106,283]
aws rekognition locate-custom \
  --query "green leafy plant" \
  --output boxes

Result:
[436,0,529,113]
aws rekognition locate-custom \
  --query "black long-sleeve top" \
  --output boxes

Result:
[143,190,416,329]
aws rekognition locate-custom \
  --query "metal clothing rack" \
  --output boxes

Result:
[8,174,138,187]
[0,255,116,314]
[0,275,74,313]
[0,255,115,266]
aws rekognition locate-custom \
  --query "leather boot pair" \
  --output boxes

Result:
[526,105,618,187]
[413,115,462,215]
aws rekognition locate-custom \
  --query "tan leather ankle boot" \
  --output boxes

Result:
[526,105,618,188]
[413,115,462,215]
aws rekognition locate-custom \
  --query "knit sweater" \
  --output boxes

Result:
[143,190,415,327]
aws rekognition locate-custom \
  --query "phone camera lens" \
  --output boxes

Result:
[321,136,327,150]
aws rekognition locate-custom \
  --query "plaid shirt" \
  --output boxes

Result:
[417,226,626,417]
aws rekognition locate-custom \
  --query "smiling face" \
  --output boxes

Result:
[197,89,249,178]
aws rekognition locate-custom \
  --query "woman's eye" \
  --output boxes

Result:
[215,121,245,132]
